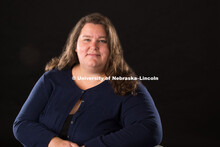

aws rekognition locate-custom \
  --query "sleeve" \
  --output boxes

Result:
[84,84,163,147]
[13,73,58,147]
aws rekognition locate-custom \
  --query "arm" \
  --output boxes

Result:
[13,74,58,147]
[84,84,162,147]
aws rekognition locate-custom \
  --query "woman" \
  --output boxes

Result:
[13,13,162,147]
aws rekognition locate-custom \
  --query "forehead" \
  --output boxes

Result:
[80,23,106,36]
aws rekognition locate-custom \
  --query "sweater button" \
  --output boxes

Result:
[82,91,85,93]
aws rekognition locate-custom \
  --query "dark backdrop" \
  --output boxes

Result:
[2,0,219,146]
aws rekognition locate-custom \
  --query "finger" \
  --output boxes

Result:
[70,142,79,147]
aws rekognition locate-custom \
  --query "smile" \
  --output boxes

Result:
[87,54,101,57]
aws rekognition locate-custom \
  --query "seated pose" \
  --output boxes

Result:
[13,13,162,147]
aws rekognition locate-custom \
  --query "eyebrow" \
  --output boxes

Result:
[82,35,107,38]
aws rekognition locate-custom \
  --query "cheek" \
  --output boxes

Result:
[102,48,110,60]
[77,43,87,56]
[77,51,87,61]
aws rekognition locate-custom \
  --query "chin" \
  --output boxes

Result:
[87,62,99,67]
[88,65,100,69]
[87,60,99,66]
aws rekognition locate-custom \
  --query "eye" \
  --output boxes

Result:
[98,40,107,43]
[84,39,91,42]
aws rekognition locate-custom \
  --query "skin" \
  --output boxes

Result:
[48,23,109,147]
[75,23,109,74]
[72,23,109,90]
[48,137,80,147]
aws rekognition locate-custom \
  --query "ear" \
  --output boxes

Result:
[75,48,77,52]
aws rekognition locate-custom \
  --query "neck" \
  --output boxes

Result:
[72,64,106,90]
[73,64,106,79]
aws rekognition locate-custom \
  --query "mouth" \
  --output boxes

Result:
[87,53,101,57]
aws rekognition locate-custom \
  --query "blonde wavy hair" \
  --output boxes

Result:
[45,13,139,96]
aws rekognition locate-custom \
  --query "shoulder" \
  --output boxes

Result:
[122,82,154,105]
[136,82,151,97]
[43,68,71,80]
[40,68,72,88]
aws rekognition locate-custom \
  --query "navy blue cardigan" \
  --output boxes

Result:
[13,68,162,147]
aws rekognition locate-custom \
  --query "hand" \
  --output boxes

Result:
[48,137,79,147]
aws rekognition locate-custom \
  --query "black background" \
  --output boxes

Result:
[1,0,219,146]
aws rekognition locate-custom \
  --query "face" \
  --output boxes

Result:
[76,23,109,72]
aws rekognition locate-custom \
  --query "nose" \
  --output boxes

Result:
[90,40,99,50]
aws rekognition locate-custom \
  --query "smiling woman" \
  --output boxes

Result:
[13,13,162,147]
[76,23,109,74]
